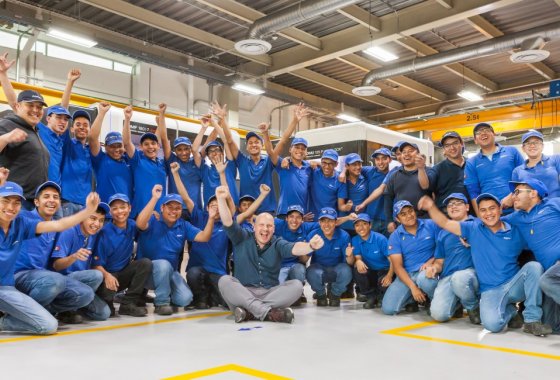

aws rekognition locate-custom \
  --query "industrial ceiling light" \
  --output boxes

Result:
[234,39,272,55]
[47,28,97,48]
[232,82,265,95]
[352,85,382,96]
[337,113,361,123]
[362,46,399,62]
[457,90,483,102]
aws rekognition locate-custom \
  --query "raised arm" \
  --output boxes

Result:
[122,105,136,158]
[273,102,309,159]
[156,103,172,160]
[89,102,111,156]
[236,184,271,224]
[136,185,163,230]
[355,184,386,213]
[210,118,233,161]
[193,206,216,242]
[417,195,462,236]
[259,122,278,165]
[0,167,10,186]
[211,102,239,159]
[0,128,28,153]
[170,162,194,213]
[0,52,17,110]
[215,160,236,217]
[36,193,100,234]
[415,154,430,190]
[215,185,233,227]
[191,121,209,168]
[61,69,81,109]
[292,234,324,256]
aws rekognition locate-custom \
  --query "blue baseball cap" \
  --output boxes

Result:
[108,193,130,205]
[521,130,544,144]
[509,179,549,199]
[473,122,494,136]
[239,194,256,202]
[393,200,414,221]
[291,137,308,147]
[34,181,61,198]
[72,110,91,123]
[246,131,263,142]
[400,141,419,152]
[0,181,24,200]
[391,141,406,153]
[140,132,159,144]
[17,90,47,107]
[286,204,305,215]
[173,136,192,148]
[345,153,363,165]
[47,105,71,118]
[475,193,501,206]
[162,193,184,207]
[371,147,391,158]
[105,131,123,146]
[207,195,217,205]
[443,193,468,206]
[97,202,110,214]
[321,149,338,162]
[205,140,223,153]
[354,213,371,224]
[439,131,462,147]
[318,207,337,220]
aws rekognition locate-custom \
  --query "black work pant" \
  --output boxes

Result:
[186,266,225,306]
[353,267,390,300]
[97,258,152,305]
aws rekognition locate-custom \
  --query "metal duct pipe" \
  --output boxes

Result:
[247,0,361,39]
[359,22,560,87]
[436,84,549,114]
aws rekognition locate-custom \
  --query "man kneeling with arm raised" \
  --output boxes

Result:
[215,185,324,323]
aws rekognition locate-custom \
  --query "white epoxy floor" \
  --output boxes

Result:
[1,286,559,380]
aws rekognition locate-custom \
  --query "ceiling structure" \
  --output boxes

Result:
[2,0,560,125]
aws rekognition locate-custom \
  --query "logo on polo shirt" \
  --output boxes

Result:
[11,240,20,246]
[176,234,183,238]
[503,237,511,240]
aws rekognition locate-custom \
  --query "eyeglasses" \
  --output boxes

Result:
[443,141,461,149]
[321,161,336,166]
[512,188,533,196]
[446,200,466,208]
[475,128,493,136]
[523,141,543,147]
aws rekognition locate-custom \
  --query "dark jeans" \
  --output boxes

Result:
[186,266,225,306]
[353,267,390,301]
[97,258,152,305]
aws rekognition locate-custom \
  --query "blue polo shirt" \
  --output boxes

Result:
[61,138,93,205]
[275,157,312,215]
[388,219,439,273]
[200,159,238,206]
[236,153,276,213]
[166,153,202,209]
[136,215,201,270]
[460,219,525,292]
[15,210,58,273]
[435,217,475,278]
[309,168,347,218]
[92,220,137,273]
[512,155,560,199]
[341,168,372,230]
[0,214,40,286]
[38,123,67,185]
[307,228,351,267]
[503,198,560,270]
[366,167,388,220]
[51,224,97,275]
[351,232,389,270]
[464,144,524,201]
[129,149,167,217]
[274,219,319,267]
[187,207,228,275]
[91,150,133,203]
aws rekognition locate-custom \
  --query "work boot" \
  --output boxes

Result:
[523,322,553,337]
[356,293,368,302]
[467,306,481,325]
[119,303,147,317]
[299,294,307,304]
[234,307,255,323]
[107,302,116,318]
[316,294,328,307]
[363,297,377,309]
[453,304,464,319]
[340,289,355,300]
[405,302,419,313]
[154,305,173,316]
[508,312,524,329]
[329,294,341,307]
[194,300,210,310]
[57,311,83,324]
[265,308,294,323]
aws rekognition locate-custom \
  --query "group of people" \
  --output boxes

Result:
[0,51,559,338]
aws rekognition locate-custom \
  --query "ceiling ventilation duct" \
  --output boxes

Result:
[235,0,362,55]
[353,22,560,95]
[510,37,550,63]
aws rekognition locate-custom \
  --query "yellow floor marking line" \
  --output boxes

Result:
[0,311,230,345]
[381,320,560,361]
[163,364,292,380]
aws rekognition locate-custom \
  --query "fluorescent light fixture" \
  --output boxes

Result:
[337,113,361,123]
[232,82,265,95]
[362,46,398,62]
[47,28,97,48]
[457,90,483,102]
